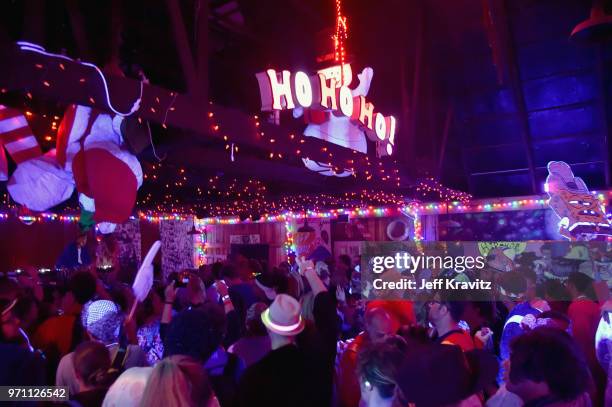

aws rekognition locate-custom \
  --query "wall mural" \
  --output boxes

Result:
[437,209,560,241]
[293,218,332,262]
[160,219,194,279]
[332,218,374,241]
[362,241,612,301]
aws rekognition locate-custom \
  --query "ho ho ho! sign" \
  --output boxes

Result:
[255,65,396,156]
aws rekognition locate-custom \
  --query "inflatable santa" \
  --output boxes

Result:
[1,104,143,233]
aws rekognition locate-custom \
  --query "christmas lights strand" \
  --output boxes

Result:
[1,192,609,225]
[16,41,143,117]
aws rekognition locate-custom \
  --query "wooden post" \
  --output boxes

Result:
[166,0,198,97]
[595,44,611,187]
[437,106,454,178]
[410,0,423,161]
[23,0,45,45]
[65,0,92,60]
[195,0,209,103]
[108,0,123,70]
[493,0,538,193]
[0,44,404,181]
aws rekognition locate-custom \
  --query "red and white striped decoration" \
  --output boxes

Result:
[0,143,7,181]
[0,105,42,180]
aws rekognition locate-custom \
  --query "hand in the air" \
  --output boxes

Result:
[474,327,494,345]
[295,256,314,276]
[164,281,177,303]
[336,285,346,303]
[215,280,229,297]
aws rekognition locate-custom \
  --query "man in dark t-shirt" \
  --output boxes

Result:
[236,258,338,407]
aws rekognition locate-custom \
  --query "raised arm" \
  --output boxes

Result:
[161,281,176,324]
[296,256,327,296]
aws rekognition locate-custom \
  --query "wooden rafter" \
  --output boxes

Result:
[166,0,199,97]
[166,145,343,188]
[65,0,92,61]
[23,0,45,45]
[595,45,611,186]
[488,0,538,193]
[195,0,209,104]
[0,43,381,174]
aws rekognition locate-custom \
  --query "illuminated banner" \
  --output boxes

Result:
[256,64,396,157]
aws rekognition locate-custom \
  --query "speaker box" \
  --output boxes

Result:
[337,214,349,223]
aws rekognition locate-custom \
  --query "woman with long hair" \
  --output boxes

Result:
[139,355,220,407]
[71,341,116,407]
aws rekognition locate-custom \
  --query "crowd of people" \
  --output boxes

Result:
[1,241,612,407]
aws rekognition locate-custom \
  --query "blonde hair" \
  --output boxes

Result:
[139,355,214,407]
[102,367,153,407]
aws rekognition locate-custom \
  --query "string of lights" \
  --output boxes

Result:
[194,227,208,267]
[333,0,348,66]
[0,38,412,223]
[2,191,610,265]
[1,191,610,225]
[137,189,409,218]
[415,177,473,204]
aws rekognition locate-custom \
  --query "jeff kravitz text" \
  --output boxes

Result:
[368,252,492,292]
[371,278,492,291]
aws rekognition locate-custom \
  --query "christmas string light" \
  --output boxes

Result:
[140,189,409,218]
[415,177,472,204]
[136,213,188,223]
[400,206,422,242]
[16,41,143,117]
[193,221,208,266]
[0,212,80,223]
[411,198,548,214]
[284,218,296,258]
[2,192,609,225]
[3,99,403,196]
[135,186,612,219]
[10,15,400,185]
[333,0,348,67]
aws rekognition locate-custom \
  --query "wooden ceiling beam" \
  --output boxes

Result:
[166,0,199,98]
[487,0,538,194]
[0,43,375,171]
[165,144,345,188]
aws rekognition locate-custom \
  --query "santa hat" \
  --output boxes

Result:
[0,144,6,181]
[6,103,142,228]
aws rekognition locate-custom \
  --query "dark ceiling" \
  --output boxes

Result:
[428,0,611,197]
[0,0,610,213]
